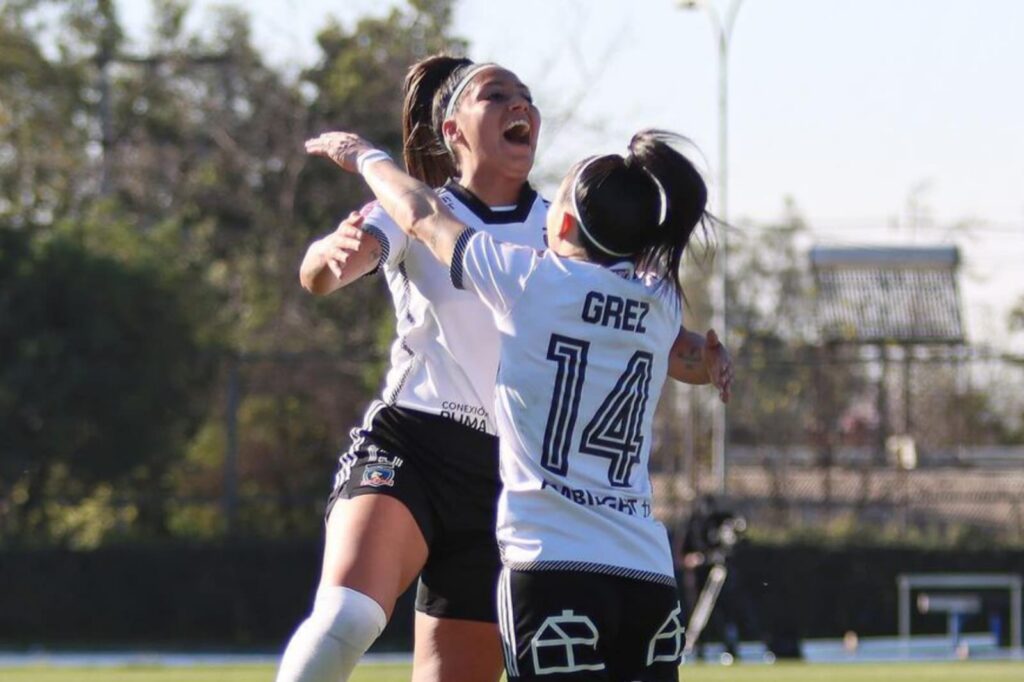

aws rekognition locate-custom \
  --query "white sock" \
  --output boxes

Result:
[275,586,388,682]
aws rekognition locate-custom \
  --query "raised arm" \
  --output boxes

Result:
[669,327,733,403]
[305,132,467,268]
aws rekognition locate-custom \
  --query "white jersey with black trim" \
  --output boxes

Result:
[360,181,548,435]
[452,229,683,586]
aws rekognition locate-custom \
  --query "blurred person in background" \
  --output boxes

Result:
[675,495,765,662]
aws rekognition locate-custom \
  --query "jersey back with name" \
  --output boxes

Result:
[454,230,682,586]
[362,182,548,435]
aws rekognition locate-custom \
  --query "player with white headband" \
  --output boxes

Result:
[279,55,547,682]
[306,126,733,681]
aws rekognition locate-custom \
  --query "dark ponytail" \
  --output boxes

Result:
[571,129,712,298]
[401,54,474,187]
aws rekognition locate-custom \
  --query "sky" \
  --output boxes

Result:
[115,0,1024,350]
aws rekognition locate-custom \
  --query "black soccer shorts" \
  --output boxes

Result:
[497,568,685,681]
[325,401,502,623]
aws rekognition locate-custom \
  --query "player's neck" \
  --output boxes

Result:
[457,165,525,207]
[551,232,590,261]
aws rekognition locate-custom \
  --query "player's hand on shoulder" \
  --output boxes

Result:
[702,329,733,404]
[316,211,366,280]
[305,131,376,172]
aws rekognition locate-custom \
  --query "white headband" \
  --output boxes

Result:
[443,63,496,152]
[570,157,633,258]
[570,156,670,257]
[644,169,668,226]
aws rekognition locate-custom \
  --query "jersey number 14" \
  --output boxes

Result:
[542,334,653,488]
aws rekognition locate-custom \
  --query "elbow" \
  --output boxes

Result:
[300,270,331,296]
[299,245,333,295]
[397,194,439,241]
[298,266,318,294]
[407,216,432,243]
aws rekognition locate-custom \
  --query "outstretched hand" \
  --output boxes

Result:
[305,132,377,173]
[702,329,733,404]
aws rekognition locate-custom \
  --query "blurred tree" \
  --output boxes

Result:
[0,1,96,227]
[296,0,466,233]
[0,0,468,543]
[0,221,214,546]
[725,201,824,450]
[722,201,874,525]
[210,0,467,537]
[1011,297,1024,333]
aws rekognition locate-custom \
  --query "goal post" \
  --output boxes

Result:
[897,573,1022,656]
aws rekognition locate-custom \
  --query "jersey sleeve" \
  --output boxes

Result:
[360,200,409,273]
[670,289,684,329]
[451,229,540,317]
[644,271,684,330]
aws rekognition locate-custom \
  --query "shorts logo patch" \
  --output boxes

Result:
[359,452,403,488]
[531,610,605,674]
[361,463,396,487]
[648,602,685,664]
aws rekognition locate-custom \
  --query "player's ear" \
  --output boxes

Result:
[559,211,576,240]
[441,119,459,148]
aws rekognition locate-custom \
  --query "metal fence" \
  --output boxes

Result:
[32,345,1016,546]
[650,347,1024,544]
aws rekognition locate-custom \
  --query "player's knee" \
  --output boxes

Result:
[310,585,388,649]
[275,587,388,682]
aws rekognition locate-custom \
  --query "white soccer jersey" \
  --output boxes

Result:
[361,181,548,435]
[453,229,683,586]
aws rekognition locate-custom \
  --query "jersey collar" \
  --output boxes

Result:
[608,261,637,280]
[444,180,539,225]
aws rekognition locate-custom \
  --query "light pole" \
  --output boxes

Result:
[679,0,745,494]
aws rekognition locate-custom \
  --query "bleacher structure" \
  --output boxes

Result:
[664,243,1024,542]
[809,245,967,465]
[810,246,964,346]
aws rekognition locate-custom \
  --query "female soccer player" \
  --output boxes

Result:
[306,127,732,681]
[278,56,547,682]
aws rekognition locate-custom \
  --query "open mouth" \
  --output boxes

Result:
[503,119,532,146]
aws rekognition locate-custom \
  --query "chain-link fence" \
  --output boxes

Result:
[651,347,1024,544]
[19,344,1019,547]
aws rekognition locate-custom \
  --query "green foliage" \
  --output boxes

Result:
[953,388,1024,446]
[0,222,214,545]
[296,0,466,240]
[724,202,840,452]
[727,199,816,347]
[745,511,1023,551]
[0,12,92,226]
[0,0,467,545]
[1010,297,1024,332]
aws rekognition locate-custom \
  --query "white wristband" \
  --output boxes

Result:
[356,149,392,175]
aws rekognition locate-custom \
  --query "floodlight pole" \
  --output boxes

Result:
[679,0,745,494]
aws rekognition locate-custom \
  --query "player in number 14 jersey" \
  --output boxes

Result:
[308,128,732,681]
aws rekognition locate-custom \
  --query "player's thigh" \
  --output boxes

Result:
[411,612,504,682]
[320,495,428,619]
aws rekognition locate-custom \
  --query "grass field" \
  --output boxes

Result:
[1,662,1023,682]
